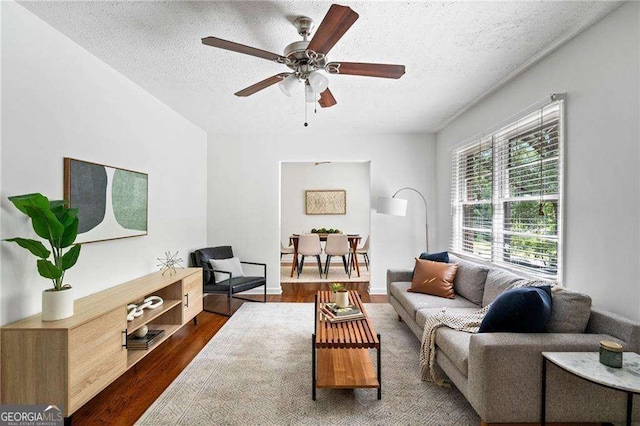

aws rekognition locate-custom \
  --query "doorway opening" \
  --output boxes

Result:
[279,161,371,293]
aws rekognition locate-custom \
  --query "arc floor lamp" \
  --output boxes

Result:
[377,187,429,251]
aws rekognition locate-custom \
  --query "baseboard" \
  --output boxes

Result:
[369,285,387,295]
[237,288,282,295]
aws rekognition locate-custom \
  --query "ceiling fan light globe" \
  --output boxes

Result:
[278,75,299,97]
[308,71,329,93]
[305,85,320,103]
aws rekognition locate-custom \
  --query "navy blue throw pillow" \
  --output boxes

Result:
[412,252,450,279]
[479,286,553,333]
[419,251,449,263]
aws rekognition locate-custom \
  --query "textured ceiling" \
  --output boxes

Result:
[20,1,620,134]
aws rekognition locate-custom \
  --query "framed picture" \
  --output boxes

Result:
[64,158,148,244]
[305,190,346,215]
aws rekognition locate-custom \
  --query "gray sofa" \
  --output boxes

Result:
[387,253,640,424]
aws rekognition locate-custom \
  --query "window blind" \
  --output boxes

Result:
[451,100,564,281]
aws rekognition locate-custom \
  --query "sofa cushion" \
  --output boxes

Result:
[389,282,479,320]
[416,308,479,377]
[436,327,472,376]
[546,288,592,333]
[419,251,449,263]
[480,286,553,333]
[409,259,458,298]
[482,268,526,307]
[415,307,480,329]
[448,254,489,306]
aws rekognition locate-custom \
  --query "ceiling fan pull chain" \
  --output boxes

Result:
[304,96,309,127]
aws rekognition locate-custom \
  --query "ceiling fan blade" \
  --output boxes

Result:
[235,73,290,97]
[202,37,287,63]
[307,4,359,55]
[327,62,406,79]
[318,88,337,108]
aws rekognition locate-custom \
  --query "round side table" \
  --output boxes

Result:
[541,351,640,426]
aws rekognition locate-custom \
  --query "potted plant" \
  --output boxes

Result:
[329,282,345,303]
[3,193,81,321]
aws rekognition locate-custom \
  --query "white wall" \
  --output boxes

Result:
[0,2,208,325]
[208,133,436,294]
[435,2,640,320]
[280,162,370,247]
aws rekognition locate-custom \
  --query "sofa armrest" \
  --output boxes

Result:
[386,268,413,295]
[467,332,622,423]
[586,307,640,352]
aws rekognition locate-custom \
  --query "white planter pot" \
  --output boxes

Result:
[335,291,349,308]
[42,287,74,321]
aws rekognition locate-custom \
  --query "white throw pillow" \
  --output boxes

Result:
[209,257,245,283]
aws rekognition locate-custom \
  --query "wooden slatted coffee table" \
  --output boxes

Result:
[312,290,381,400]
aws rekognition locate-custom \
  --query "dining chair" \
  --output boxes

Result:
[324,233,351,279]
[297,233,323,278]
[354,236,370,271]
[280,241,295,260]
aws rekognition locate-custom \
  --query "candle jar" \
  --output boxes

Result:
[599,340,623,368]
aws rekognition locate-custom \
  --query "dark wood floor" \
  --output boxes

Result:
[72,288,387,425]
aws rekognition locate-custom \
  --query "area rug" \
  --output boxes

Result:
[280,263,370,284]
[136,303,479,425]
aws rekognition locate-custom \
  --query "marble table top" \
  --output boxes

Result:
[543,352,640,393]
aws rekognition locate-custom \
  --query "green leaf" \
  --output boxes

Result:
[60,217,79,248]
[8,193,50,216]
[59,209,79,248]
[61,245,81,270]
[37,259,62,280]
[49,200,66,221]
[3,238,51,258]
[23,205,64,243]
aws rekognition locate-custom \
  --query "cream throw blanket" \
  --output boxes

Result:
[419,306,490,386]
[420,279,553,386]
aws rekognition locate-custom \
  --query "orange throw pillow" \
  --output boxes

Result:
[409,258,458,299]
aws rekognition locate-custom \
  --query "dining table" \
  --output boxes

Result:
[288,234,362,278]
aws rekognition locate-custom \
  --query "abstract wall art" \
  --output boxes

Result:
[305,190,346,215]
[64,158,148,243]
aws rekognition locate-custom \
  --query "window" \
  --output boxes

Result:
[451,100,564,280]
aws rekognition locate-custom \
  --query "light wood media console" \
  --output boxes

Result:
[0,268,203,420]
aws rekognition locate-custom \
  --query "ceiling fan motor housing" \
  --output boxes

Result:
[284,16,327,73]
[283,40,328,72]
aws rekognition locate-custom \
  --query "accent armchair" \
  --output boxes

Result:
[190,246,266,316]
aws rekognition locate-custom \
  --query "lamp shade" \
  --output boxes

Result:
[308,71,329,93]
[376,196,408,217]
[278,74,299,97]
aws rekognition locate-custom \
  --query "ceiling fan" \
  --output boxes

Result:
[201,4,405,113]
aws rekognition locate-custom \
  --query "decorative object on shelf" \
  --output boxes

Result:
[134,325,149,338]
[64,158,148,244]
[599,340,623,368]
[305,190,346,215]
[3,193,81,321]
[157,251,184,276]
[127,329,165,350]
[377,187,429,251]
[335,289,349,308]
[126,296,164,322]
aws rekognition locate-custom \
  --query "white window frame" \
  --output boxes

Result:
[451,99,565,282]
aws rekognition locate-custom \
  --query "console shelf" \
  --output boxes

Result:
[127,324,182,367]
[127,299,182,334]
[1,268,203,419]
